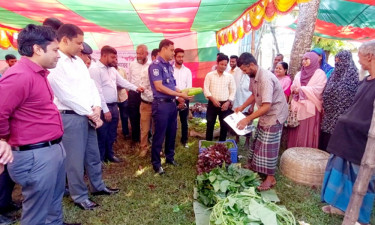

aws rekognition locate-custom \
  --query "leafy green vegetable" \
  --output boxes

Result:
[182,87,203,96]
[210,188,296,225]
[200,140,235,149]
[196,164,260,207]
[189,118,219,133]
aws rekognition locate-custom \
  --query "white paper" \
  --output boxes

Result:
[224,112,254,136]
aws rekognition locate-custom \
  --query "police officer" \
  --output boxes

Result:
[148,39,192,174]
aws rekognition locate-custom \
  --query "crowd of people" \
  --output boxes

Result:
[0,16,374,225]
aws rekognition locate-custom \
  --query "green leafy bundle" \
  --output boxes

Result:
[200,140,235,149]
[196,164,260,207]
[189,118,220,133]
[210,187,296,225]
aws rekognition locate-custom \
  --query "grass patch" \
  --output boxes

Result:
[10,126,374,224]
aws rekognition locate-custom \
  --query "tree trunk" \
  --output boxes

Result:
[342,101,375,225]
[255,25,266,61]
[251,30,256,55]
[270,25,280,54]
[288,0,320,78]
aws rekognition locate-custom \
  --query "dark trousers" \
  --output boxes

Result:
[128,90,141,142]
[118,100,129,136]
[0,166,15,210]
[177,100,189,144]
[97,104,119,161]
[319,131,331,151]
[8,143,65,224]
[206,100,231,141]
[151,100,177,171]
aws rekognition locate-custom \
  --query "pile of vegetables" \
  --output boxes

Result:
[189,117,220,133]
[196,164,260,207]
[197,143,232,175]
[200,140,235,150]
[190,102,207,114]
[210,187,296,225]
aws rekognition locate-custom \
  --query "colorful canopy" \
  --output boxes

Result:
[0,0,308,50]
[0,0,305,95]
[290,0,375,40]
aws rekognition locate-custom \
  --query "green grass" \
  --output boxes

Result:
[9,127,374,225]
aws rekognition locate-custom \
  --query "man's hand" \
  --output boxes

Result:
[179,92,193,100]
[209,97,221,108]
[104,112,112,122]
[234,106,243,113]
[236,117,251,130]
[0,140,13,167]
[94,118,103,129]
[88,106,101,121]
[221,101,230,111]
[137,87,145,93]
[0,164,4,174]
[177,97,186,109]
[177,97,185,104]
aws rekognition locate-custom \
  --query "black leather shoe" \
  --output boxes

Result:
[108,156,122,163]
[64,187,70,197]
[0,214,16,225]
[0,202,21,214]
[155,167,165,175]
[74,199,99,210]
[166,160,179,166]
[92,187,120,196]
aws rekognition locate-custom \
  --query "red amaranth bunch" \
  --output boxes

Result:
[197,143,232,174]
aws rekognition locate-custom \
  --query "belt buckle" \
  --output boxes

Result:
[11,146,20,151]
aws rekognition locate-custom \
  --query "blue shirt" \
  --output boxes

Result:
[148,56,176,99]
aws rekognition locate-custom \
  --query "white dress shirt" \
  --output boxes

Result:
[89,61,138,113]
[204,70,236,101]
[128,60,150,86]
[173,64,192,91]
[233,68,252,111]
[48,51,101,116]
[140,65,153,102]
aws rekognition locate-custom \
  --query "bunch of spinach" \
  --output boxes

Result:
[189,117,220,133]
[196,164,260,207]
[210,187,296,225]
[197,143,232,175]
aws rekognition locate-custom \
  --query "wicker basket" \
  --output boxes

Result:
[280,147,330,186]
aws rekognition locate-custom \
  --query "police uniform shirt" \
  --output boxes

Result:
[148,56,176,99]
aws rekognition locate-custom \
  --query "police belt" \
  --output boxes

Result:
[12,137,62,151]
[154,98,176,103]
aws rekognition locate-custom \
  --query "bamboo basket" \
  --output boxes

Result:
[280,147,330,186]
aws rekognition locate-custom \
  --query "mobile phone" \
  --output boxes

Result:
[88,119,96,128]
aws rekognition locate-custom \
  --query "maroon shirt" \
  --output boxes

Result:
[0,57,63,146]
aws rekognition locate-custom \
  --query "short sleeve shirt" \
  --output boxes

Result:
[148,56,176,99]
[250,67,288,127]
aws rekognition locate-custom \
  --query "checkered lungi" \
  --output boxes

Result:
[248,122,283,175]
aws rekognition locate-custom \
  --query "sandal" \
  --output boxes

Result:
[322,205,345,216]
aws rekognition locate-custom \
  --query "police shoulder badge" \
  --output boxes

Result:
[153,69,159,76]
